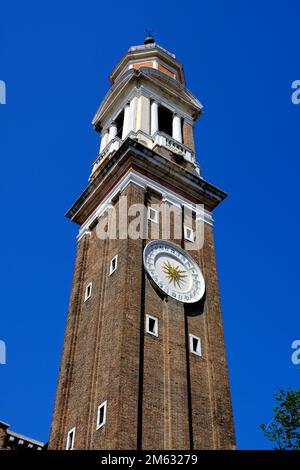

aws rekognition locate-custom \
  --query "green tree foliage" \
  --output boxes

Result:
[261,389,300,450]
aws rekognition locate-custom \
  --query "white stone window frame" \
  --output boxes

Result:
[84,282,93,301]
[184,225,195,242]
[66,427,76,450]
[109,255,118,275]
[148,206,159,223]
[146,314,158,337]
[189,334,202,357]
[96,400,107,430]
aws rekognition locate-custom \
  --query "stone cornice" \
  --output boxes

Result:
[65,138,227,226]
[76,170,215,242]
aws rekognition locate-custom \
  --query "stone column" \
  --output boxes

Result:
[150,100,159,135]
[129,97,137,133]
[122,102,131,139]
[108,121,117,142]
[172,113,182,143]
[100,129,109,153]
[136,95,150,134]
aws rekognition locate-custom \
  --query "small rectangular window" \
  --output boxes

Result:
[96,400,107,430]
[66,427,75,450]
[84,282,92,301]
[148,207,158,223]
[146,314,158,337]
[189,334,201,356]
[109,255,118,275]
[184,225,194,242]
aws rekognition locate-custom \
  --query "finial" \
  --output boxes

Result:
[144,30,155,45]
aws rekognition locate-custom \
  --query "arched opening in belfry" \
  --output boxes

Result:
[115,109,124,138]
[158,105,173,137]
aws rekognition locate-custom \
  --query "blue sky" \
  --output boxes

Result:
[0,0,299,450]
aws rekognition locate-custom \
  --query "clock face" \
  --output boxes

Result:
[143,240,205,304]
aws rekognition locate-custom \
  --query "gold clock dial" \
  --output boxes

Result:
[143,240,205,303]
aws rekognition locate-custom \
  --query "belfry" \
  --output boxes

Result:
[48,36,235,450]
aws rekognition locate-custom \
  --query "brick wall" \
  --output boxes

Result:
[183,121,195,152]
[49,184,235,450]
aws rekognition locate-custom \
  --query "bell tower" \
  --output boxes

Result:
[49,36,235,450]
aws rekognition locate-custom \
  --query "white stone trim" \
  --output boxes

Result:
[139,84,194,125]
[147,206,159,223]
[99,129,109,153]
[77,228,91,242]
[77,170,214,241]
[136,95,150,135]
[108,121,117,142]
[97,82,138,132]
[84,282,92,301]
[93,126,196,175]
[146,314,158,337]
[184,225,195,242]
[150,100,159,135]
[94,75,198,131]
[126,57,157,70]
[172,113,182,143]
[189,334,202,357]
[66,427,76,450]
[154,131,194,161]
[96,400,107,430]
[7,431,45,448]
[121,102,131,139]
[109,255,118,275]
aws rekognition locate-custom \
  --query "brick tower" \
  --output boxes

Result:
[48,35,235,450]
